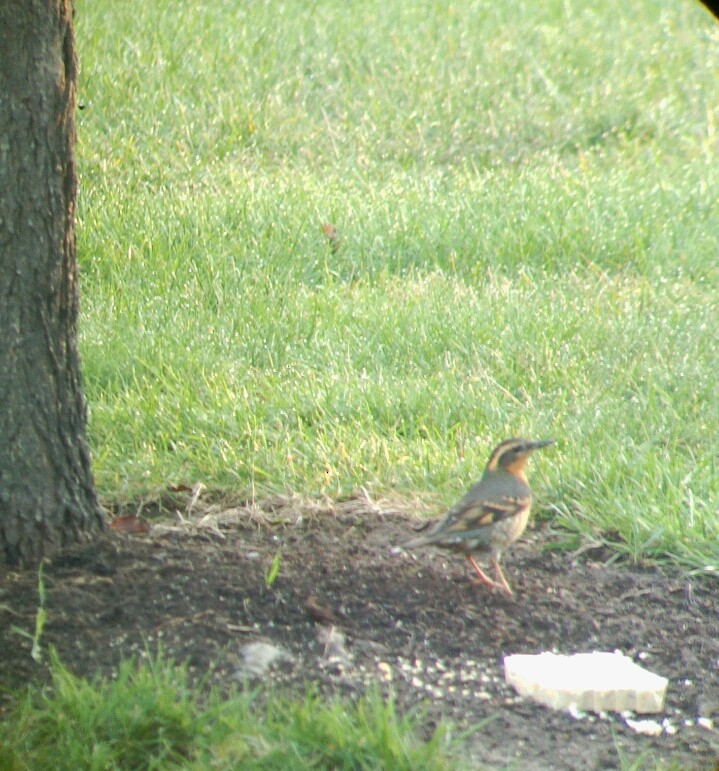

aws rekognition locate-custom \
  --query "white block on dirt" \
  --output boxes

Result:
[503,651,668,714]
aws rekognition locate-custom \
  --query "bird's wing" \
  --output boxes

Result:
[440,494,529,536]
[404,474,530,549]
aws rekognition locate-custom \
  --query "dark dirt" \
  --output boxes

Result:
[1,491,718,770]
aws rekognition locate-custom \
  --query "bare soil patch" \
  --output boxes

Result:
[1,492,718,769]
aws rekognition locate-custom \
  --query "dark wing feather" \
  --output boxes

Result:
[404,472,530,549]
[403,495,528,549]
[439,495,528,536]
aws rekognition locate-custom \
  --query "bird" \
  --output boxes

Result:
[404,437,554,595]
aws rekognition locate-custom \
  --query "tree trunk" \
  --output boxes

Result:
[699,1,719,20]
[0,0,104,565]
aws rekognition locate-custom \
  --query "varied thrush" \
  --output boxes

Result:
[404,438,554,595]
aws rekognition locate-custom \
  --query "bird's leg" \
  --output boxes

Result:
[492,557,514,596]
[466,555,502,590]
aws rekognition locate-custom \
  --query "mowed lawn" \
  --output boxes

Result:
[75,0,719,570]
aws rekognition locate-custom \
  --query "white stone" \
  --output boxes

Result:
[377,662,393,682]
[625,718,663,736]
[236,641,291,679]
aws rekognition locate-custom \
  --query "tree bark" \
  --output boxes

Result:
[698,1,719,20]
[0,0,104,565]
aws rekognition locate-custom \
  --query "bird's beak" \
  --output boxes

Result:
[530,439,555,450]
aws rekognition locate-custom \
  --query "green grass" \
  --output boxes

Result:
[0,652,456,770]
[74,0,719,570]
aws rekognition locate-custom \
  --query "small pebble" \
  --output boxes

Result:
[663,720,677,736]
[377,662,392,682]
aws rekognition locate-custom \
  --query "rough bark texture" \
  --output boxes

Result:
[699,0,719,20]
[0,0,104,565]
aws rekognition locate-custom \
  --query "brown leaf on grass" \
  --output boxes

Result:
[321,222,340,254]
[108,515,149,535]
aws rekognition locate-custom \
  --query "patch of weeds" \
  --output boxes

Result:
[0,653,462,770]
[264,548,281,589]
[205,687,459,770]
[11,564,46,663]
[0,650,213,771]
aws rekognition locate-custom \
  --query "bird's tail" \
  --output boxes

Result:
[403,532,436,549]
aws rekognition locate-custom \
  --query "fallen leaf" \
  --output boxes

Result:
[305,595,344,626]
[321,222,340,254]
[108,515,149,535]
